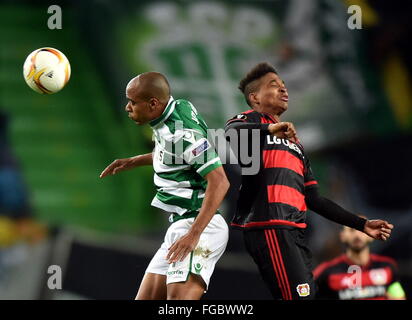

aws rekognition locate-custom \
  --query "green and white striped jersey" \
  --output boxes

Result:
[149,96,222,218]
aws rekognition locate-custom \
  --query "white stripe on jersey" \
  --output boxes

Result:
[158,187,193,199]
[154,173,191,188]
[196,157,220,175]
[151,197,187,215]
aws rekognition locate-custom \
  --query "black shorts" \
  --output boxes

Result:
[243,227,315,300]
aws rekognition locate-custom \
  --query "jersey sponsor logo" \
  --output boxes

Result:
[338,285,386,300]
[296,283,310,297]
[369,269,388,285]
[167,270,184,276]
[266,136,303,156]
[329,267,392,290]
[192,140,210,156]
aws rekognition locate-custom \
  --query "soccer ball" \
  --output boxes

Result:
[23,47,71,94]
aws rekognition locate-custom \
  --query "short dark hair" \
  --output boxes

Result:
[238,62,277,107]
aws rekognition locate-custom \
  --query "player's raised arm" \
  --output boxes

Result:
[305,187,394,241]
[167,166,229,263]
[99,152,153,178]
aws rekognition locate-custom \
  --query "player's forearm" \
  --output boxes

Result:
[189,170,229,236]
[131,153,153,167]
[305,188,366,231]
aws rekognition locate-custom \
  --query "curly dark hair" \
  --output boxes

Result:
[238,62,277,107]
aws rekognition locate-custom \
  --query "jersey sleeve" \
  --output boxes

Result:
[182,133,222,177]
[225,113,250,127]
[224,112,265,131]
[173,100,223,177]
[303,155,318,190]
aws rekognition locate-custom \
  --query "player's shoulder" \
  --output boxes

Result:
[169,98,208,135]
[174,98,192,108]
[370,254,398,268]
[313,255,347,279]
[172,98,193,116]
[225,109,261,126]
[171,99,196,120]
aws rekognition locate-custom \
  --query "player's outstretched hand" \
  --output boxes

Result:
[364,220,394,241]
[99,158,136,178]
[268,122,298,143]
[167,232,200,264]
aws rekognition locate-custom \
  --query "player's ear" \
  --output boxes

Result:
[249,92,259,106]
[148,98,158,111]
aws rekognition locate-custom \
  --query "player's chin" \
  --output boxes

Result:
[129,114,143,125]
[275,101,288,112]
[134,118,149,125]
[276,104,288,115]
[351,243,367,251]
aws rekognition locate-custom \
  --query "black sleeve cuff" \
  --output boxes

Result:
[353,217,367,232]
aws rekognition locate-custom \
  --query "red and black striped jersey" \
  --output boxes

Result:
[225,110,318,230]
[313,254,400,300]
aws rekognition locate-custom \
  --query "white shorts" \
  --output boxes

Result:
[145,214,229,290]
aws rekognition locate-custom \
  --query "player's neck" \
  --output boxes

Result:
[252,105,282,121]
[151,101,169,122]
[346,247,370,266]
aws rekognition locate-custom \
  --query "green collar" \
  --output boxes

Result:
[150,96,175,127]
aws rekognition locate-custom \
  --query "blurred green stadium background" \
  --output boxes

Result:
[1,0,411,299]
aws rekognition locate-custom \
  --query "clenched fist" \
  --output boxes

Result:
[268,122,298,142]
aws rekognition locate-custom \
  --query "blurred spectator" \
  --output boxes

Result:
[313,217,406,300]
[0,110,32,219]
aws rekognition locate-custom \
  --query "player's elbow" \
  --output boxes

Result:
[215,169,230,193]
[220,173,230,194]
